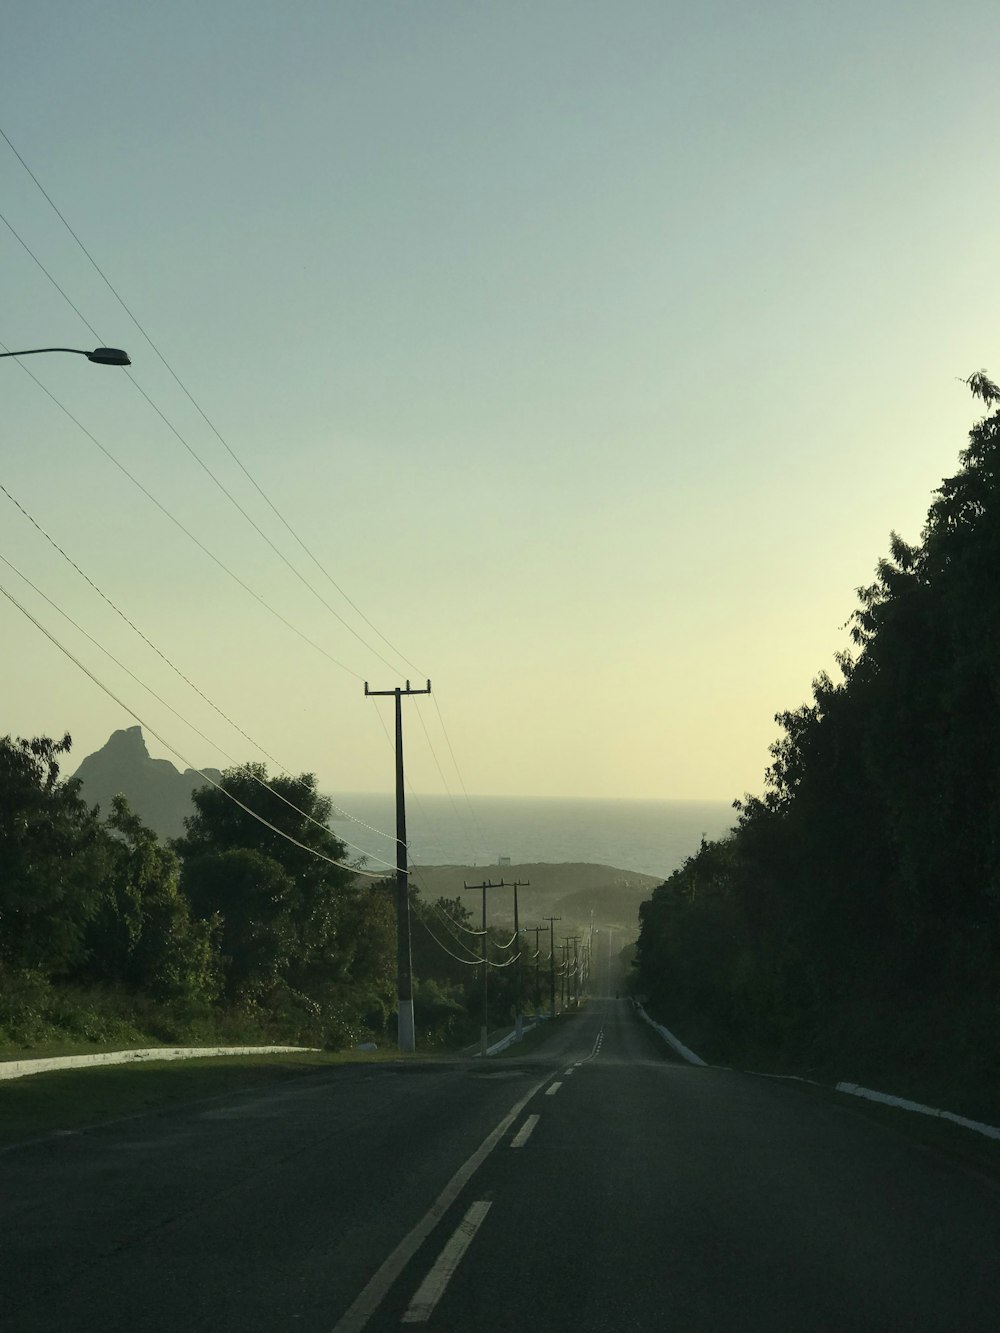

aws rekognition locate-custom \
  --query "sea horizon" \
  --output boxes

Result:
[328,792,737,882]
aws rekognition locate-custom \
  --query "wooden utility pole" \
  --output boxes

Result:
[559,940,570,1011]
[566,936,582,1006]
[541,916,562,1019]
[509,879,529,1041]
[524,926,546,1018]
[365,678,431,1054]
[465,879,511,1056]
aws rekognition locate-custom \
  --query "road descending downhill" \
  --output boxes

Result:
[1,1000,998,1332]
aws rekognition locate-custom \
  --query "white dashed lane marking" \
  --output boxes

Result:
[401,1200,492,1324]
[510,1115,540,1149]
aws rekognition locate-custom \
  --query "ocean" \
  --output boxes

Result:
[328,793,736,882]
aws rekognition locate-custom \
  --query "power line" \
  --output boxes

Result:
[0,122,423,681]
[0,206,104,342]
[431,694,489,853]
[0,549,399,873]
[3,125,493,885]
[414,912,482,967]
[3,130,492,869]
[412,700,479,864]
[429,905,487,937]
[0,480,398,851]
[123,369,405,675]
[0,578,386,878]
[428,906,487,957]
[1,342,364,679]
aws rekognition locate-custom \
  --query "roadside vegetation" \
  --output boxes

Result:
[632,374,1000,1123]
[0,1049,402,1147]
[0,748,528,1058]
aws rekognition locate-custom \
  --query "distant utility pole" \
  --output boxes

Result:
[524,926,546,1018]
[365,678,431,1054]
[465,879,511,1056]
[542,916,562,1019]
[567,936,581,1006]
[509,879,529,1041]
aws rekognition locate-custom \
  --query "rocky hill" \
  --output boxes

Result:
[72,726,222,840]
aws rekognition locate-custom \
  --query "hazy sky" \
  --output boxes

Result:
[2,1,998,814]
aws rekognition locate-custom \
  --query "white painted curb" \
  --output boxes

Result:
[471,1014,550,1058]
[0,1046,319,1083]
[486,1030,520,1055]
[633,1004,1000,1143]
[635,1003,707,1066]
[836,1081,1000,1141]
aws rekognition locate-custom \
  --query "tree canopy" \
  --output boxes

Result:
[634,378,1000,1100]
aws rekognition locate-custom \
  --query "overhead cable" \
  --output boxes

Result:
[431,694,490,852]
[3,133,489,871]
[0,550,399,872]
[415,912,481,967]
[1,343,363,679]
[0,579,386,879]
[0,481,397,849]
[0,123,422,680]
[413,701,478,864]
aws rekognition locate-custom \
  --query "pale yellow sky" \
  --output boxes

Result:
[2,1,998,806]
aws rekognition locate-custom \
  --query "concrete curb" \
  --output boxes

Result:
[634,1003,707,1066]
[469,1013,551,1058]
[0,1046,319,1083]
[634,1006,1000,1142]
[836,1081,1000,1141]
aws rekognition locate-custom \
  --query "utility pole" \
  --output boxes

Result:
[541,916,562,1019]
[509,879,529,1041]
[566,936,581,1007]
[559,940,570,1011]
[365,678,431,1054]
[465,879,510,1056]
[524,926,546,1018]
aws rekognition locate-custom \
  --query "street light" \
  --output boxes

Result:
[0,346,130,365]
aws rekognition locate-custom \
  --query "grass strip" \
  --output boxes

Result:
[0,1048,400,1149]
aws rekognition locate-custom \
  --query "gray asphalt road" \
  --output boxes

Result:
[2,1000,998,1331]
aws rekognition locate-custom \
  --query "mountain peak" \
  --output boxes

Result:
[72,728,222,840]
[102,725,150,758]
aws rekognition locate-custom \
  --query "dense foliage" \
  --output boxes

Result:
[634,377,1000,1109]
[0,745,536,1052]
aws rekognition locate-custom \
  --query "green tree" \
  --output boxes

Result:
[0,734,105,975]
[83,795,218,1003]
[174,765,394,1030]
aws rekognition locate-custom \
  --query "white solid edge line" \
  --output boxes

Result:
[401,1200,492,1324]
[331,1072,555,1332]
[510,1114,540,1149]
[545,1082,562,1096]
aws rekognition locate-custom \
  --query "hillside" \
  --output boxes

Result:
[408,861,659,938]
[72,727,222,840]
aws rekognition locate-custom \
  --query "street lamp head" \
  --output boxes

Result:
[86,347,131,366]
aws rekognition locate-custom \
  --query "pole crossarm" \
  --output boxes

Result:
[364,679,431,697]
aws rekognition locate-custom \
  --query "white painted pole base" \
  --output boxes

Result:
[397,999,416,1053]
